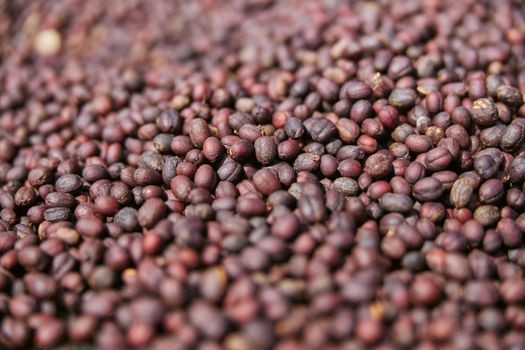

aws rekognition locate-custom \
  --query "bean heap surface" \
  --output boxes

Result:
[1,0,525,349]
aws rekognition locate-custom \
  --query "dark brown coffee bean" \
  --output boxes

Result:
[157,109,181,133]
[293,153,320,172]
[405,134,433,153]
[51,227,80,245]
[444,253,471,280]
[381,236,406,260]
[331,177,359,196]
[24,272,56,299]
[76,217,106,238]
[277,139,301,161]
[411,275,442,305]
[28,167,53,187]
[379,193,413,213]
[152,134,173,154]
[413,177,444,202]
[45,192,76,208]
[337,159,362,178]
[405,161,426,184]
[298,195,325,224]
[158,157,178,186]
[254,136,277,166]
[82,164,109,183]
[202,136,224,163]
[113,207,139,232]
[170,175,194,202]
[388,55,413,79]
[252,169,281,196]
[480,124,505,148]
[228,139,253,162]
[500,123,525,152]
[474,205,501,227]
[93,195,119,216]
[236,196,266,217]
[509,156,525,183]
[284,117,304,138]
[17,246,47,270]
[170,136,193,156]
[496,218,522,247]
[316,78,339,102]
[496,85,523,107]
[138,198,166,228]
[500,279,525,303]
[478,179,504,204]
[189,301,229,339]
[68,315,97,343]
[364,151,394,179]
[14,187,37,207]
[305,118,337,143]
[507,188,525,210]
[388,88,417,109]
[135,153,160,174]
[188,118,210,148]
[425,147,453,172]
[217,159,244,183]
[134,167,162,186]
[449,176,476,209]
[55,174,82,193]
[470,98,498,126]
[44,207,71,222]
[345,80,372,100]
[35,318,65,348]
[464,280,499,306]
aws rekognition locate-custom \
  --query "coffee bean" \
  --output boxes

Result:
[464,281,499,306]
[496,85,523,107]
[449,176,476,208]
[305,118,337,143]
[254,136,277,166]
[474,205,501,227]
[362,151,393,179]
[157,109,181,133]
[24,272,57,299]
[298,195,325,224]
[113,207,139,232]
[44,207,71,222]
[55,174,82,193]
[252,169,281,196]
[138,198,166,228]
[470,98,498,127]
[35,318,65,348]
[425,147,453,172]
[52,227,80,245]
[496,218,522,247]
[389,88,417,109]
[500,123,525,152]
[379,193,414,213]
[217,159,244,183]
[45,192,76,208]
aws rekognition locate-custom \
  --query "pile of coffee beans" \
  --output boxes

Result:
[1,0,525,348]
